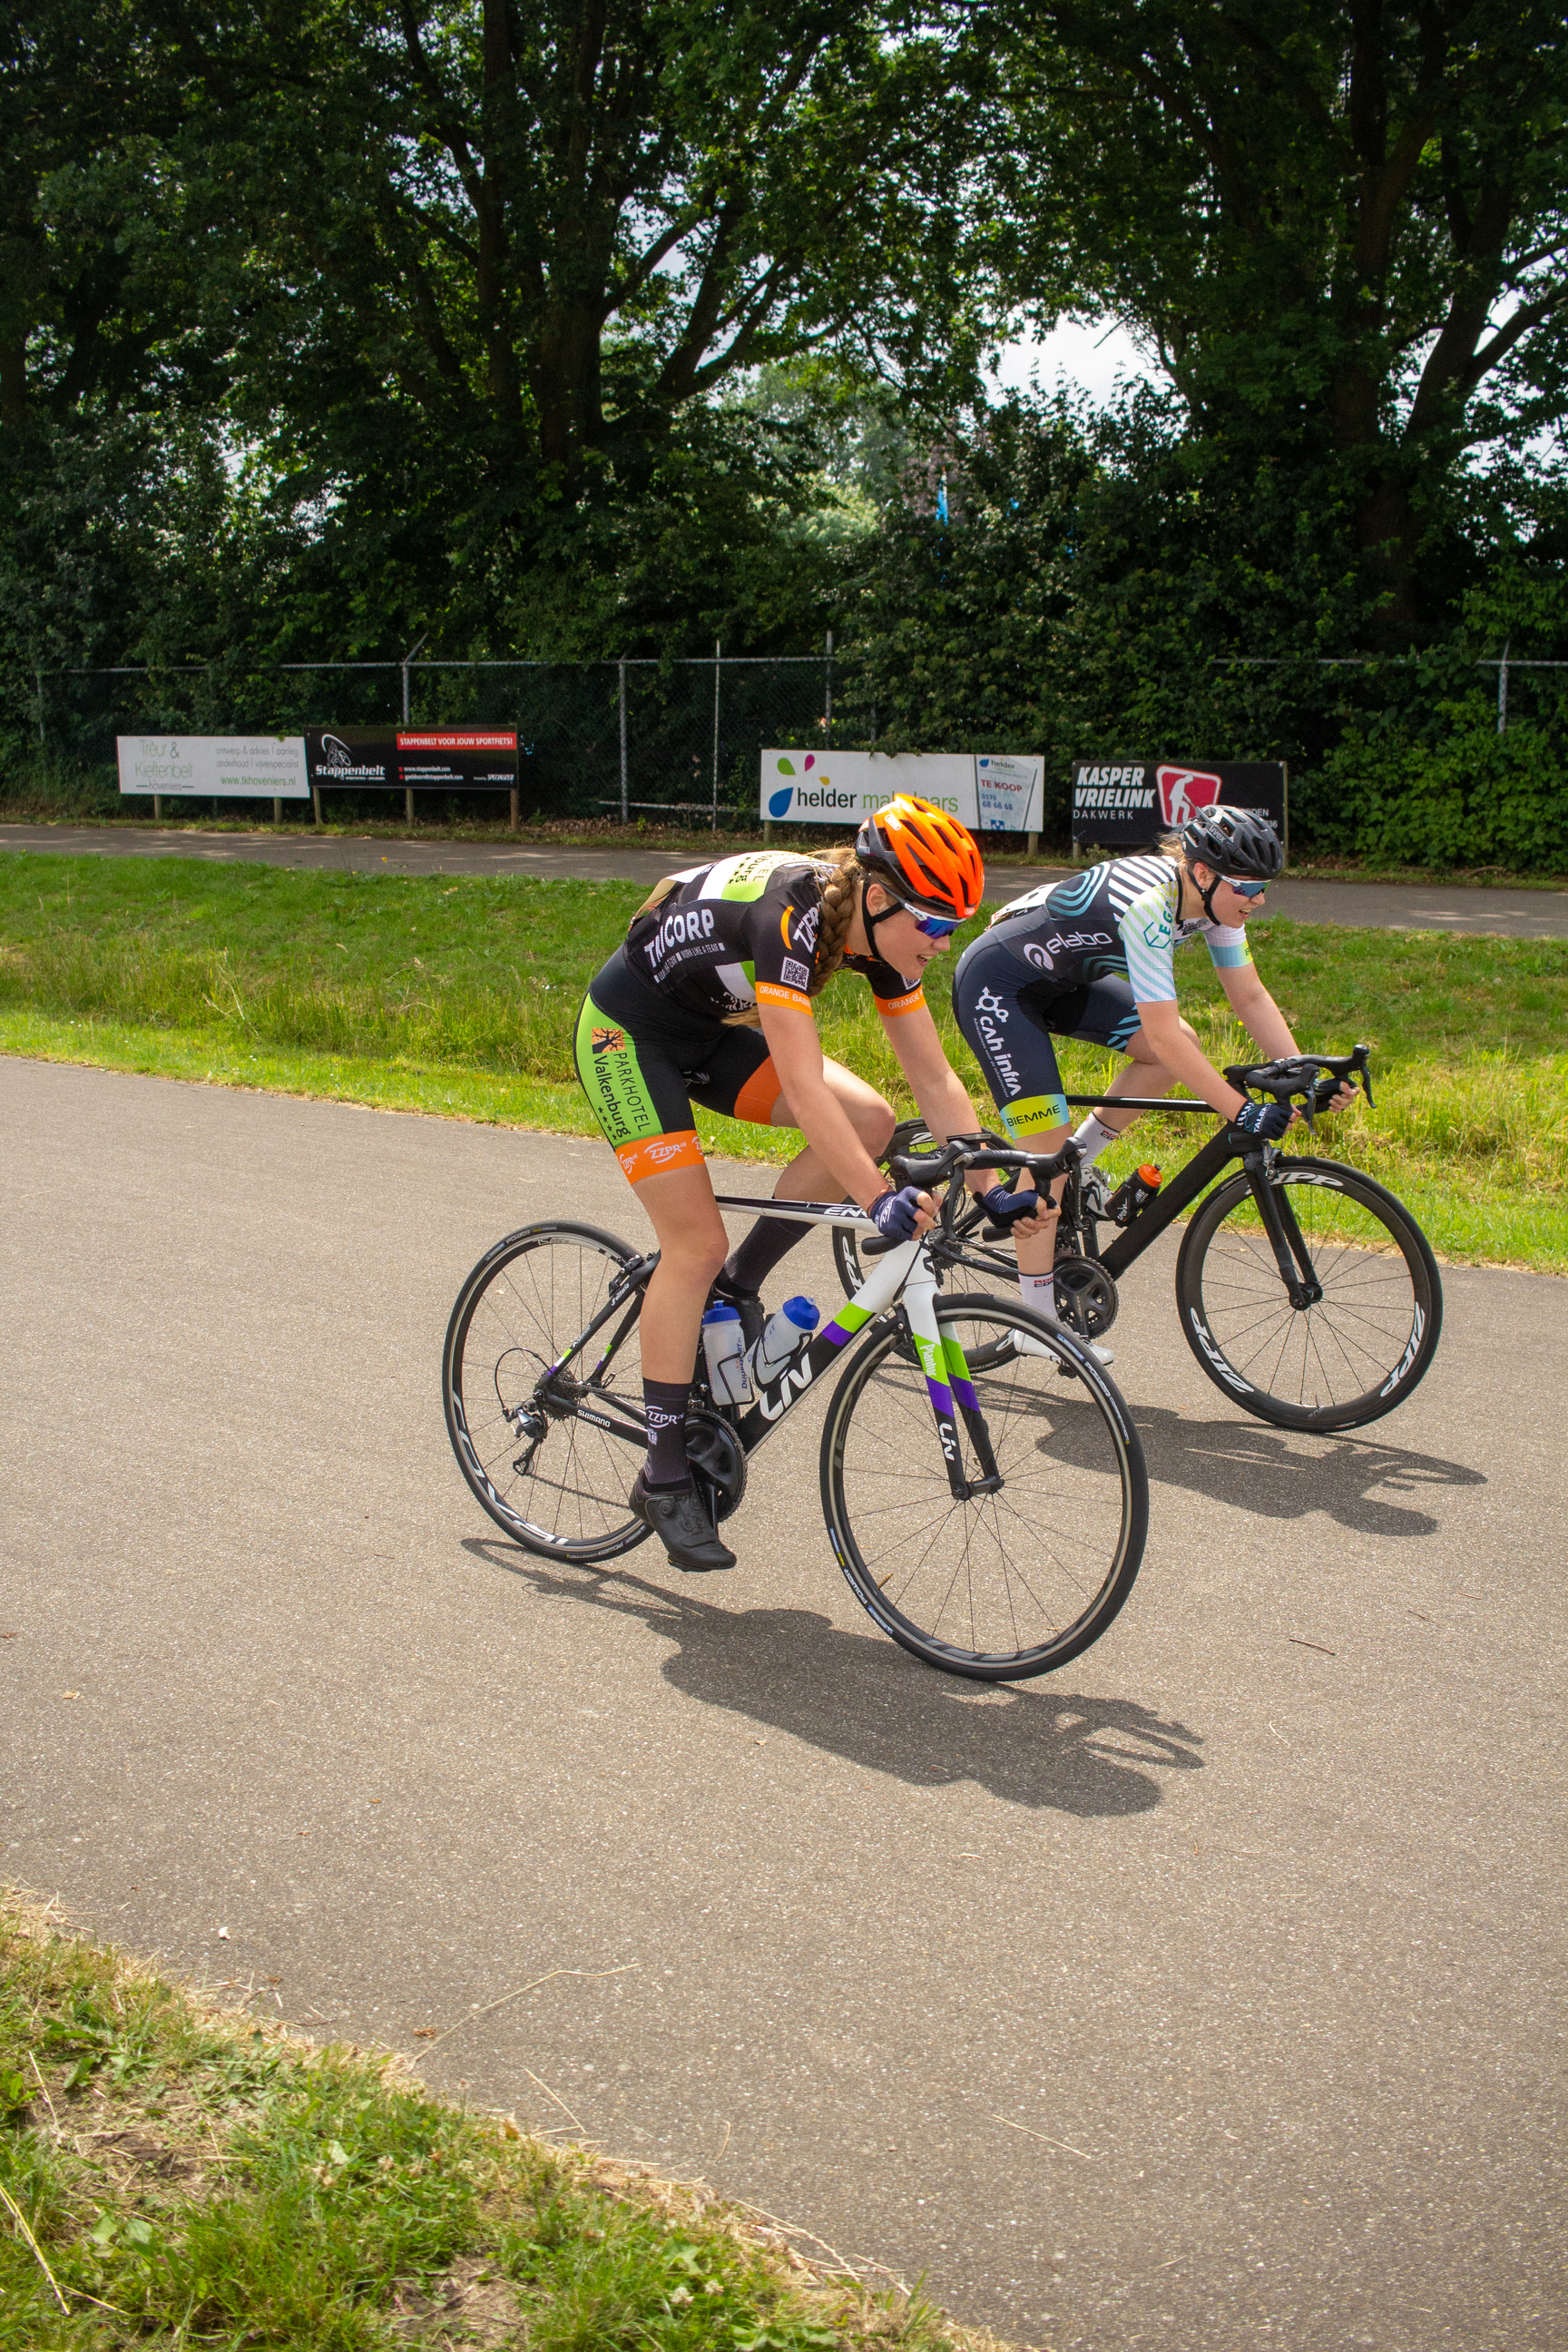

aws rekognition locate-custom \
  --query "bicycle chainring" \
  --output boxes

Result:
[1053,1254,1119,1337]
[683,1406,748,1524]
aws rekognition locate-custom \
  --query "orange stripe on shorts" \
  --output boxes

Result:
[732,1058,784,1126]
[614,1129,705,1184]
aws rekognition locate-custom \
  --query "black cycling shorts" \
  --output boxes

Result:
[573,946,786,1183]
[951,930,1143,1140]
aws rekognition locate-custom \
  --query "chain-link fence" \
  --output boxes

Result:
[19,646,853,828]
[14,640,1565,853]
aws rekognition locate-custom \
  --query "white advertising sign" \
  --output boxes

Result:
[760,749,1042,832]
[117,735,309,799]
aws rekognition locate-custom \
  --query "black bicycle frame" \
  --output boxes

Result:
[1094,1126,1240,1277]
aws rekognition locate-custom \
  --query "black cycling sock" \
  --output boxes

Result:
[642,1378,691,1488]
[722,1211,809,1298]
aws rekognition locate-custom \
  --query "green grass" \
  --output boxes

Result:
[2,852,1564,1270]
[0,1888,982,2352]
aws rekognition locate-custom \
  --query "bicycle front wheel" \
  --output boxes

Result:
[1176,1158,1443,1431]
[820,1298,1148,1681]
[443,1220,652,1561]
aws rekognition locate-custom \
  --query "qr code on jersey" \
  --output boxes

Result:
[780,956,812,990]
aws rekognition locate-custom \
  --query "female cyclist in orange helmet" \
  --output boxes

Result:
[573,797,1014,1572]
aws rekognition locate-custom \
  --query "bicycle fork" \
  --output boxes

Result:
[1242,1151,1324,1308]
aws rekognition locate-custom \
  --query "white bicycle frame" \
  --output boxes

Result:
[708,1195,990,1494]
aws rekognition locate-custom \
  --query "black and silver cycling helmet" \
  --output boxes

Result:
[1181,805,1282,899]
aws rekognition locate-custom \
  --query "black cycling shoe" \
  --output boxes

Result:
[710,1279,766,1355]
[629,1470,738,1573]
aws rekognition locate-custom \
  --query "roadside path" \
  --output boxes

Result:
[4,1059,1562,2349]
[4,820,1566,936]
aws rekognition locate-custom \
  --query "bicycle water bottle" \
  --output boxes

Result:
[1106,1164,1162,1226]
[746,1295,819,1387]
[701,1302,753,1406]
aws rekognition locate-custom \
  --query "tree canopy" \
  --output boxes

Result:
[986,0,1568,637]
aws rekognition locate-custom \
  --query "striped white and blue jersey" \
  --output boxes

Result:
[985,854,1252,1003]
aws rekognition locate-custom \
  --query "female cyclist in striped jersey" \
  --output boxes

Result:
[573,799,1030,1573]
[950,808,1355,1357]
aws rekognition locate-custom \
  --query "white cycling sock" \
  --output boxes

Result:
[1019,1270,1059,1324]
[1070,1112,1120,1169]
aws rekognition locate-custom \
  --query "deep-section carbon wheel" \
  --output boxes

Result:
[1175,1157,1443,1431]
[819,1297,1148,1681]
[443,1221,652,1560]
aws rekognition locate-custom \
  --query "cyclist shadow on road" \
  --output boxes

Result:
[462,1538,1202,1818]
[1053,1406,1485,1536]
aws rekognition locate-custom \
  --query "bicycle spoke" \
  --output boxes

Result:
[446,1227,645,1559]
[826,1301,1142,1677]
[1181,1164,1439,1429]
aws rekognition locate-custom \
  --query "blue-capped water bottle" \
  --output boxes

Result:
[746,1295,819,1387]
[701,1301,753,1405]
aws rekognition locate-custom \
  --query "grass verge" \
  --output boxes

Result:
[1,1887,1007,2352]
[2,855,1563,1273]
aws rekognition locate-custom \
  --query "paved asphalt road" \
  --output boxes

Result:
[5,819,1567,936]
[4,1059,1563,2350]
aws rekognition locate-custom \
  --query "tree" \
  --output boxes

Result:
[987,0,1568,641]
[218,1,985,511]
[0,2,229,427]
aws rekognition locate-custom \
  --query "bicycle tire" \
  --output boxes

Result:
[1175,1157,1443,1431]
[443,1220,653,1561]
[819,1297,1148,1681]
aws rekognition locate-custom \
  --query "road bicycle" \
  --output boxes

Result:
[443,1141,1149,1682]
[833,1047,1443,1435]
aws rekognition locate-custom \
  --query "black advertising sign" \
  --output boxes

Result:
[1071,760,1286,849]
[305,729,518,789]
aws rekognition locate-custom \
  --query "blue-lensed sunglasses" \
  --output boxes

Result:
[1225,877,1269,899]
[882,895,962,937]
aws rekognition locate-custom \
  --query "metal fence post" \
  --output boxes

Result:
[711,639,721,829]
[1281,761,1290,864]
[34,667,44,750]
[824,631,833,745]
[401,632,427,825]
[619,657,628,823]
[1497,640,1509,735]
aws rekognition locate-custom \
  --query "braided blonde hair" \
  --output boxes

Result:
[631,849,865,1029]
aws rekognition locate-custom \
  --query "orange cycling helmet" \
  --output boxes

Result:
[856,795,985,922]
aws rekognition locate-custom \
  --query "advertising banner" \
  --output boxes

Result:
[1071,759,1286,850]
[117,735,309,799]
[304,729,518,789]
[760,749,1043,833]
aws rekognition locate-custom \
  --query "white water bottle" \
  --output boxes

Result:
[701,1302,753,1405]
[746,1295,819,1387]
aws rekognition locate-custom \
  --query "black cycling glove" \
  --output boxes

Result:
[867,1186,926,1241]
[1234,1098,1292,1141]
[980,1182,1042,1226]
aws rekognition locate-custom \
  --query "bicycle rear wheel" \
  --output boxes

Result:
[820,1298,1148,1681]
[1176,1158,1443,1431]
[443,1221,652,1560]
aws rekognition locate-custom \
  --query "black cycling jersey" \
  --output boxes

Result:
[577,851,925,1182]
[623,849,922,1024]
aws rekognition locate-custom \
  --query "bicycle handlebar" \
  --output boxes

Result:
[1223,1043,1375,1129]
[862,1134,1082,1254]
[887,1133,1081,1191]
